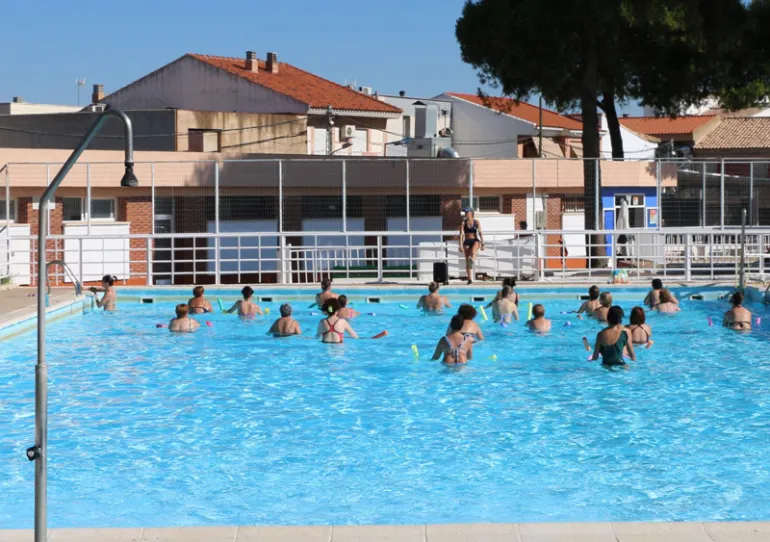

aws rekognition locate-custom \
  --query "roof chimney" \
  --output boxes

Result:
[92,84,104,103]
[12,96,23,103]
[266,52,279,74]
[246,51,259,73]
[399,90,406,97]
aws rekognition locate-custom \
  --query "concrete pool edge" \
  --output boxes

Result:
[2,521,770,541]
[0,295,86,341]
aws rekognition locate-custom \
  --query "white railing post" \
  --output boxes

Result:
[78,238,84,285]
[342,160,347,233]
[594,159,600,230]
[749,162,754,226]
[701,162,707,227]
[214,162,220,235]
[278,160,284,233]
[534,232,540,281]
[405,160,411,232]
[610,232,616,271]
[760,234,766,279]
[656,160,662,231]
[720,158,725,229]
[214,237,220,285]
[86,163,91,237]
[376,235,383,282]
[469,159,474,208]
[684,234,691,281]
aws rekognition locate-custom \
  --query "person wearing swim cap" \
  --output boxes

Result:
[417,282,451,312]
[459,207,484,285]
[268,303,301,337]
[169,304,200,333]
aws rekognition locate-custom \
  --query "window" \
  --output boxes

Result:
[62,198,115,221]
[209,196,278,221]
[0,200,16,221]
[561,195,585,213]
[461,196,500,213]
[614,194,646,229]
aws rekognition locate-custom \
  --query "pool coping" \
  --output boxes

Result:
[2,521,770,541]
[0,295,87,340]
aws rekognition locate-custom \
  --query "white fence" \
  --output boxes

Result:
[2,228,767,286]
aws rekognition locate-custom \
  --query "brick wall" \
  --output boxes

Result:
[118,196,152,281]
[24,197,65,285]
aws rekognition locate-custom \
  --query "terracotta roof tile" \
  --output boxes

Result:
[697,117,770,149]
[188,54,401,114]
[618,115,716,137]
[446,92,582,131]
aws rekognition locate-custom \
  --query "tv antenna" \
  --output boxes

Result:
[75,78,86,105]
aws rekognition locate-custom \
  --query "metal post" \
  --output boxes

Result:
[594,159,600,230]
[376,235,383,282]
[531,159,536,228]
[720,158,725,229]
[278,160,284,233]
[78,238,84,285]
[685,234,691,281]
[760,234,766,279]
[739,208,747,292]
[86,163,91,236]
[342,160,347,232]
[701,162,707,228]
[146,238,153,286]
[32,109,135,542]
[749,162,754,226]
[214,162,220,235]
[656,160,662,231]
[405,160,411,232]
[469,160,474,208]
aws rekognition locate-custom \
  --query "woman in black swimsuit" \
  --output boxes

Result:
[458,208,484,285]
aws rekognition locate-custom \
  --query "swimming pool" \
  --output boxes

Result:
[2,286,770,528]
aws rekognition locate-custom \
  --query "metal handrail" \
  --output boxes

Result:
[45,260,82,299]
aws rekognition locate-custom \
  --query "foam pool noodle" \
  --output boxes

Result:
[479,306,489,321]
[264,308,270,315]
[411,344,419,359]
[488,354,498,361]
[527,302,533,320]
[206,321,213,327]
[217,298,224,311]
[707,316,714,327]
[399,304,409,309]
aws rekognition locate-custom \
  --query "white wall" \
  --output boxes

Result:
[601,114,657,159]
[0,225,31,284]
[435,93,534,159]
[386,217,442,266]
[63,223,130,282]
[103,56,308,114]
[207,220,279,275]
[378,95,452,138]
[0,103,83,115]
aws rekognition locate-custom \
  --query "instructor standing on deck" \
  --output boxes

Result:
[459,207,484,285]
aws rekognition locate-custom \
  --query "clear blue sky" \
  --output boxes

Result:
[0,0,641,114]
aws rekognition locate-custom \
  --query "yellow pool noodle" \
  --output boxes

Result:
[489,354,498,361]
[411,344,419,358]
[479,306,489,321]
[527,302,533,320]
[264,308,270,315]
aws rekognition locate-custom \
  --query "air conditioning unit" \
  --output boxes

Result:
[535,210,547,229]
[359,86,373,95]
[341,125,356,139]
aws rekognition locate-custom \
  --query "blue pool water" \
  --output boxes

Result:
[1,287,770,528]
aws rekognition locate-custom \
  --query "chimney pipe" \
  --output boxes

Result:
[92,84,104,103]
[246,51,259,73]
[12,96,23,103]
[266,52,279,74]
[399,90,406,97]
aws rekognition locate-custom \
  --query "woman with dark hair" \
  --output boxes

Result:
[458,208,484,285]
[315,278,337,307]
[493,286,519,323]
[432,314,474,364]
[486,277,519,309]
[577,285,601,316]
[225,286,262,317]
[723,292,752,331]
[589,306,636,368]
[417,282,451,312]
[337,295,360,319]
[627,306,653,347]
[188,285,213,314]
[447,303,485,341]
[316,298,358,343]
[89,274,118,311]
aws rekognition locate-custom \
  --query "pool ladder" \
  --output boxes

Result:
[45,260,82,307]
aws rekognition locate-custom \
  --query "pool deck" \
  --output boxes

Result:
[2,522,770,541]
[0,286,80,328]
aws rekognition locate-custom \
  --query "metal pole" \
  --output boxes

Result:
[720,158,725,229]
[739,208,746,293]
[594,159,600,230]
[278,160,284,233]
[86,163,91,236]
[656,159,662,231]
[749,162,754,226]
[468,159,474,209]
[214,162,220,235]
[701,162,706,228]
[538,95,543,158]
[32,109,134,542]
[531,159,536,228]
[342,160,347,233]
[405,160,411,232]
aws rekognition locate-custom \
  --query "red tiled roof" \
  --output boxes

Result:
[618,115,716,137]
[188,54,401,114]
[445,92,583,131]
[697,118,770,150]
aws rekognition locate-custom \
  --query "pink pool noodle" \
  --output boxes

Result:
[707,316,714,327]
[206,321,213,327]
[756,317,761,326]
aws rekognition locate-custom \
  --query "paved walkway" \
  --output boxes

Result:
[1,522,769,541]
[0,286,79,328]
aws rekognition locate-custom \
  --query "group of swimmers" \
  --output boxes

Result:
[87,270,755,369]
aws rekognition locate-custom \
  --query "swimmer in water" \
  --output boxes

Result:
[268,303,301,337]
[723,291,752,331]
[525,303,551,333]
[626,306,653,348]
[485,277,520,309]
[225,286,263,317]
[493,285,519,323]
[315,278,337,307]
[592,292,612,323]
[653,289,680,313]
[417,282,451,312]
[337,295,360,320]
[317,298,358,343]
[447,304,485,341]
[432,314,474,364]
[168,304,200,333]
[89,274,118,311]
[576,285,601,317]
[644,278,679,309]
[589,306,636,368]
[188,285,213,314]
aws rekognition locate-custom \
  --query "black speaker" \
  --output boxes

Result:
[433,262,449,285]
